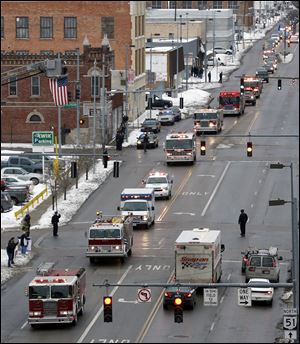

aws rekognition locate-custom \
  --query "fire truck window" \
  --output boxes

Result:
[29,286,50,299]
[219,97,240,105]
[194,113,218,120]
[165,139,193,150]
[51,286,72,298]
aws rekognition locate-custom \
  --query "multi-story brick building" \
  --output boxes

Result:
[1,1,146,143]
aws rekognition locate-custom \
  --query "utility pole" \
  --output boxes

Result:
[150,35,153,119]
[57,53,62,156]
[101,50,106,153]
[125,44,129,138]
[186,13,189,91]
[76,47,80,146]
[213,11,216,67]
[204,15,207,83]
[92,59,97,174]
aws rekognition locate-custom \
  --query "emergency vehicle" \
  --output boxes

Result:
[243,75,263,98]
[27,262,86,327]
[164,132,196,165]
[193,108,223,134]
[143,171,173,199]
[218,91,245,116]
[86,215,133,264]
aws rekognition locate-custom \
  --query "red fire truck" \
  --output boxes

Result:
[164,132,196,165]
[219,91,245,116]
[27,262,86,327]
[243,76,263,98]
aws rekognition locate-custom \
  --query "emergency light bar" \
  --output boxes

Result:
[121,194,152,200]
[220,91,240,96]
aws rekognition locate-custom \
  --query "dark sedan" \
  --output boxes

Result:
[136,132,158,149]
[163,286,196,310]
[264,62,274,74]
[256,67,269,83]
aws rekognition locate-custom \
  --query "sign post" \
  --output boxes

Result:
[238,287,252,307]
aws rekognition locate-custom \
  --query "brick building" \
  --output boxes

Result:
[1,1,146,143]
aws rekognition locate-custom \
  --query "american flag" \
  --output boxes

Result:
[49,77,69,106]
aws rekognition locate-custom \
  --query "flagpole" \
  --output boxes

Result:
[58,105,62,156]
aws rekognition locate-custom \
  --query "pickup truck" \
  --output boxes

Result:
[2,185,30,205]
[1,156,43,174]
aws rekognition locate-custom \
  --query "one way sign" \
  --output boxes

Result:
[238,288,252,307]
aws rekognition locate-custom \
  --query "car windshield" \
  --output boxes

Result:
[147,177,167,184]
[138,134,154,140]
[219,97,240,105]
[165,139,193,149]
[244,91,253,96]
[51,285,72,299]
[90,228,121,238]
[123,201,147,211]
[143,120,156,125]
[29,286,50,299]
[194,112,218,120]
[257,68,267,73]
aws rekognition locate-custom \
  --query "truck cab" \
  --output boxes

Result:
[143,172,173,200]
[193,109,223,134]
[219,91,245,116]
[118,188,155,229]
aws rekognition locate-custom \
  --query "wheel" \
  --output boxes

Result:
[245,278,249,283]
[267,79,269,83]
[1,206,3,213]
[78,305,84,316]
[128,248,132,256]
[252,102,256,106]
[267,299,273,306]
[89,257,95,264]
[30,324,38,329]
[11,197,18,206]
[31,178,39,185]
[120,257,125,263]
[163,303,168,310]
[156,143,158,148]
[241,267,245,273]
[72,314,78,326]
[166,162,171,166]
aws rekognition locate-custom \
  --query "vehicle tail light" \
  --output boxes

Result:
[164,292,170,297]
[209,120,216,127]
[186,293,192,298]
[273,260,277,267]
[243,257,248,262]
[254,88,258,92]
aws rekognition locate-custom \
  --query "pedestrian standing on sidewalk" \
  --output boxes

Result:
[51,211,61,237]
[21,213,31,236]
[19,233,29,255]
[6,237,18,267]
[219,71,223,84]
[208,71,211,83]
[238,209,248,237]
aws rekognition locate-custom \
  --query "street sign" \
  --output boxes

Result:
[284,308,297,316]
[284,330,297,341]
[137,288,151,303]
[204,288,218,306]
[32,131,53,146]
[63,103,77,108]
[284,316,297,330]
[238,287,252,307]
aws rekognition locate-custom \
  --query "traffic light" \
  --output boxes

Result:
[79,118,85,126]
[71,161,77,178]
[277,79,282,90]
[240,77,245,95]
[103,296,112,322]
[103,150,108,168]
[174,296,183,323]
[179,97,184,109]
[113,161,119,178]
[247,142,253,157]
[200,140,206,156]
[122,115,129,123]
[148,98,152,109]
[75,88,80,100]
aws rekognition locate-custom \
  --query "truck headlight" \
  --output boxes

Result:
[31,311,41,316]
[90,246,95,251]
[143,215,148,221]
[137,140,141,144]
[251,96,254,99]
[59,311,68,316]
[113,245,121,250]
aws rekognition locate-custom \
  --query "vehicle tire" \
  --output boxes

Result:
[163,303,168,310]
[267,299,273,306]
[30,324,38,329]
[253,102,256,106]
[11,197,18,206]
[1,206,3,213]
[120,257,125,264]
[128,248,132,256]
[241,267,245,273]
[166,162,171,166]
[89,257,95,264]
[72,314,78,326]
[78,305,84,316]
[245,278,249,283]
[267,79,269,83]
[156,142,158,148]
[220,63,225,66]
[31,178,39,185]
[257,94,260,99]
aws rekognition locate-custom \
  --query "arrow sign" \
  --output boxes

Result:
[238,287,252,307]
[284,330,297,341]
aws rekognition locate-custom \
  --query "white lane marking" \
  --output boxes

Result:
[158,238,165,247]
[90,340,95,343]
[197,174,215,177]
[20,321,28,330]
[201,162,231,216]
[259,179,262,183]
[70,221,94,225]
[262,169,266,173]
[251,204,254,208]
[210,322,215,332]
[34,232,49,248]
[118,298,138,304]
[254,191,258,196]
[77,265,133,343]
[220,296,225,304]
[227,273,231,281]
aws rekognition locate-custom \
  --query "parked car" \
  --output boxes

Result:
[289,34,299,43]
[256,67,269,83]
[248,278,274,306]
[21,154,66,169]
[157,110,175,125]
[168,106,182,121]
[3,187,30,205]
[147,98,173,110]
[1,176,34,193]
[244,247,282,283]
[263,62,274,74]
[244,88,257,106]
[205,55,226,66]
[1,156,43,173]
[163,286,196,310]
[1,167,42,185]
[213,47,233,55]
[136,132,159,149]
[141,118,161,133]
[1,191,13,213]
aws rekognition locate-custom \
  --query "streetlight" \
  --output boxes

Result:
[269,162,299,327]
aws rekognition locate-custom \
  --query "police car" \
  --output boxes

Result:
[143,172,173,200]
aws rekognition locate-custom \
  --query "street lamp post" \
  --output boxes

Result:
[92,59,97,174]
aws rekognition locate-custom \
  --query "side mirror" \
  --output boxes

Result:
[221,244,225,252]
[152,206,155,211]
[117,206,120,211]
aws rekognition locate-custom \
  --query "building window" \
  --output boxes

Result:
[40,50,54,56]
[228,1,238,9]
[151,1,162,9]
[31,76,40,96]
[1,16,4,38]
[91,76,99,97]
[64,17,77,38]
[16,50,29,55]
[9,77,17,96]
[29,114,42,122]
[198,1,207,10]
[213,1,222,9]
[26,110,45,123]
[40,17,53,38]
[16,17,29,39]
[169,1,176,9]
[101,17,114,39]
[182,1,192,9]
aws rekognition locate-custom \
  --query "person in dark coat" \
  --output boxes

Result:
[18,233,29,255]
[143,132,149,152]
[238,209,248,237]
[208,71,211,83]
[51,211,61,237]
[219,71,223,83]
[21,213,31,235]
[116,129,124,151]
[6,237,18,267]
[199,67,204,79]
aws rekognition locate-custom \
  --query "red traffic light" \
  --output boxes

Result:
[247,142,253,157]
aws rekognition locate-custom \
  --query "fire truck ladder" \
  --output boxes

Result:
[36,262,56,276]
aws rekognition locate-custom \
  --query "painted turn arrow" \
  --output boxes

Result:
[173,212,195,216]
[118,298,138,304]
